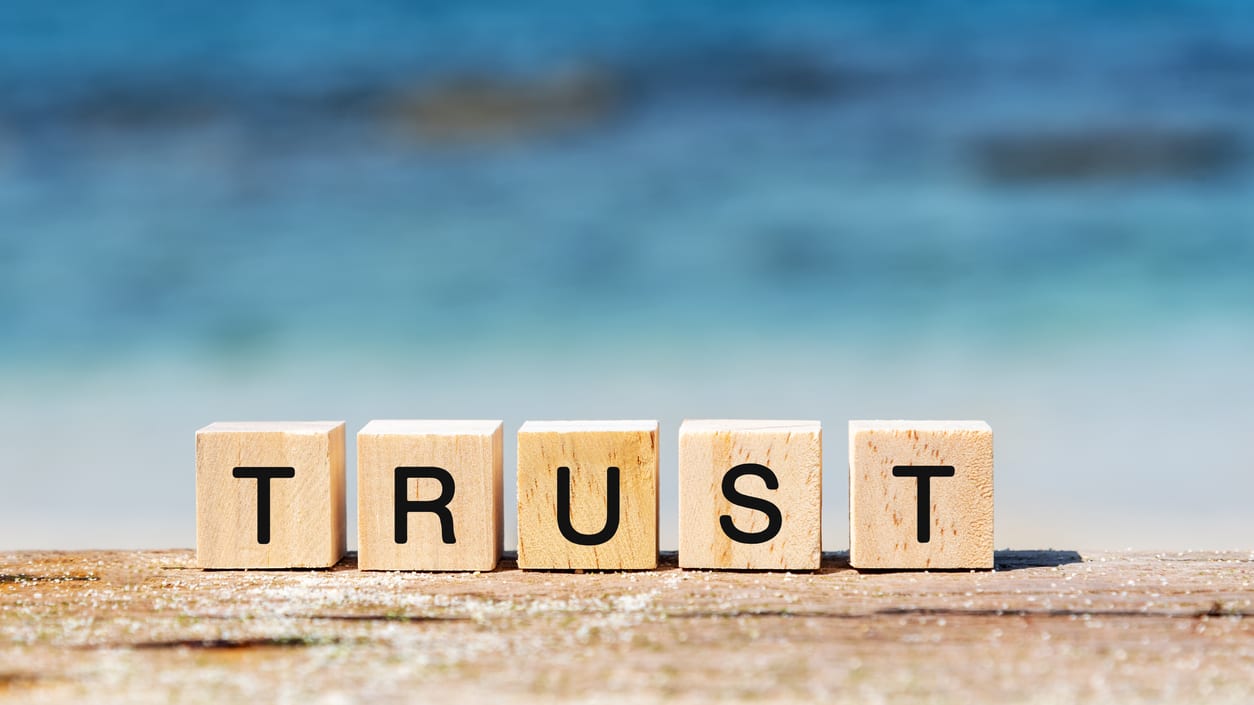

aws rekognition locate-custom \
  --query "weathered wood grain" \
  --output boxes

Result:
[1,550,1252,704]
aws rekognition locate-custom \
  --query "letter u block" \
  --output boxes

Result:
[357,420,503,571]
[516,421,658,570]
[849,420,994,570]
[195,421,346,569]
[679,420,822,571]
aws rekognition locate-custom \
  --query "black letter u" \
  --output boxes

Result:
[556,466,620,546]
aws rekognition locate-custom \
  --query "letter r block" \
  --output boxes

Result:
[679,420,821,570]
[516,421,658,570]
[357,420,503,571]
[196,421,346,569]
[849,420,993,570]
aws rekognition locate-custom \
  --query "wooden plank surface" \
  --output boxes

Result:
[1,550,1251,704]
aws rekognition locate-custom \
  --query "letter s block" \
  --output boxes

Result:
[196,421,346,569]
[849,420,993,570]
[516,421,658,570]
[357,420,503,571]
[679,420,821,571]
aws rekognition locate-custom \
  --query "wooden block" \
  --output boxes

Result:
[356,420,503,571]
[516,420,659,570]
[678,420,822,570]
[849,420,994,570]
[196,421,346,569]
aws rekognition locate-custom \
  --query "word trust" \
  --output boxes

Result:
[196,419,993,572]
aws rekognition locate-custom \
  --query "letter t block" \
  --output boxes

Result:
[196,421,346,569]
[517,421,658,570]
[849,420,994,570]
[357,420,503,571]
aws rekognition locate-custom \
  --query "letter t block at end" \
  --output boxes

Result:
[849,420,993,571]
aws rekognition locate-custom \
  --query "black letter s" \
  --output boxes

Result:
[719,463,783,544]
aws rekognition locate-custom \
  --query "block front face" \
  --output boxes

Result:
[849,420,993,570]
[357,420,503,571]
[517,421,659,570]
[679,420,821,570]
[196,421,346,569]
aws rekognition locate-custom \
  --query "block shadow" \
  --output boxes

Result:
[993,549,1084,571]
[333,549,1083,574]
[818,549,1083,573]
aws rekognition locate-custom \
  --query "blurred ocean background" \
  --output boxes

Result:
[2,1,1253,551]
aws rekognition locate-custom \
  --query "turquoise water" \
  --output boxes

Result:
[2,1,1253,550]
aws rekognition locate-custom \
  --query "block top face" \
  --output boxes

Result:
[849,420,991,434]
[519,420,658,433]
[681,420,820,434]
[358,420,503,436]
[197,421,345,435]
